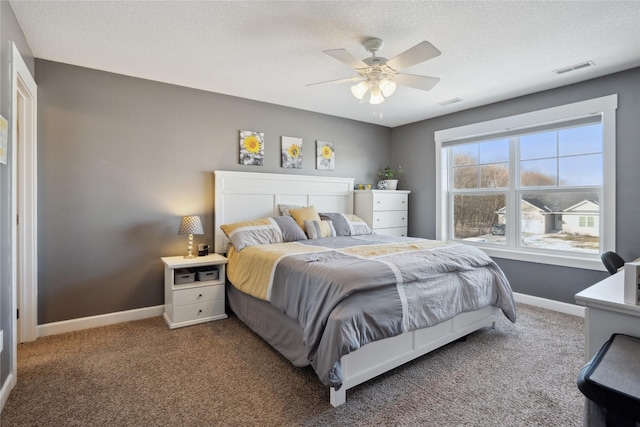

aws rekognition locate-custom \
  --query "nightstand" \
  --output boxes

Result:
[161,253,228,329]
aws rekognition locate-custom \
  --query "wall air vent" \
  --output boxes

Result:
[554,61,595,75]
[438,97,462,106]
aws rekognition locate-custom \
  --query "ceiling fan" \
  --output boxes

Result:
[309,38,441,105]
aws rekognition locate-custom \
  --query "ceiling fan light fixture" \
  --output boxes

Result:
[369,86,384,105]
[350,81,369,100]
[315,38,441,107]
[379,79,396,97]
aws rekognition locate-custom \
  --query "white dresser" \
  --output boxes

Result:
[354,190,410,237]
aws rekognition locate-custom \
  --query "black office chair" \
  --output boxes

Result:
[600,251,625,275]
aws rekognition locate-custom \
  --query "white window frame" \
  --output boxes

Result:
[435,95,617,271]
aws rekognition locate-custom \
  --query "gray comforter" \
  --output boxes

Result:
[266,235,517,389]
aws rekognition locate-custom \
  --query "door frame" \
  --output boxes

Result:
[10,42,38,384]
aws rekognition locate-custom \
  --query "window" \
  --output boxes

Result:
[435,95,617,270]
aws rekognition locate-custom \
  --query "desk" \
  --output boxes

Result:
[575,271,640,361]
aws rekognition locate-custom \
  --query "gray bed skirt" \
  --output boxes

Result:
[226,281,309,367]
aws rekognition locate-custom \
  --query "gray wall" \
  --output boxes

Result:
[35,59,392,324]
[392,68,640,303]
[0,0,34,395]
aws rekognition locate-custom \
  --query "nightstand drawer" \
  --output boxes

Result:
[173,300,225,324]
[373,211,408,229]
[373,193,408,211]
[174,285,224,307]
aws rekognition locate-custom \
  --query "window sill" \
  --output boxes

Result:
[467,244,606,271]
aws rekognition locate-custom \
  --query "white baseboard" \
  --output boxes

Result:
[34,295,582,337]
[0,372,15,414]
[37,305,165,338]
[513,292,585,317]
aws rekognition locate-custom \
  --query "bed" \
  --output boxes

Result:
[214,170,516,406]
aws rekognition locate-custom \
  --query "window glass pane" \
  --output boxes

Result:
[452,144,478,165]
[559,124,602,156]
[480,163,509,188]
[559,154,603,186]
[453,194,506,245]
[479,139,509,164]
[520,159,557,187]
[453,165,478,189]
[519,191,599,254]
[520,132,557,160]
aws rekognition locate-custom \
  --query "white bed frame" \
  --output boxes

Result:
[214,170,499,407]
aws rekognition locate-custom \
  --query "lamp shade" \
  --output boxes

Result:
[369,85,384,105]
[350,81,369,100]
[178,215,204,235]
[379,79,397,97]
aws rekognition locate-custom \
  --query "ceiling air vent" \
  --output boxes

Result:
[438,97,462,106]
[554,61,595,75]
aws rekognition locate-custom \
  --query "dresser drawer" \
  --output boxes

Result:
[373,211,408,229]
[375,227,408,237]
[174,284,224,307]
[372,193,408,211]
[173,300,225,324]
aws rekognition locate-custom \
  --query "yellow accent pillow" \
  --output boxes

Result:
[289,205,321,230]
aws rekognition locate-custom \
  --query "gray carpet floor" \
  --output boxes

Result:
[1,303,585,426]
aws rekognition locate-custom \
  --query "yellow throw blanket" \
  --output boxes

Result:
[227,242,329,300]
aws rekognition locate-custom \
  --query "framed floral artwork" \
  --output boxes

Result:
[316,140,335,171]
[281,136,302,169]
[239,130,264,166]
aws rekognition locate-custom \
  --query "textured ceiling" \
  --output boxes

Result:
[9,1,640,127]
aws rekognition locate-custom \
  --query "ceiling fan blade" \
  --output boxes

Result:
[306,76,363,87]
[386,41,441,71]
[394,73,441,91]
[323,49,369,70]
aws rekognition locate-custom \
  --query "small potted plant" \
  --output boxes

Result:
[377,165,404,190]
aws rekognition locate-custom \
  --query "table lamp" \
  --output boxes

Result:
[178,215,204,258]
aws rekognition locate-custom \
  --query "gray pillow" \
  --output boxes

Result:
[319,212,352,236]
[272,216,308,241]
[278,204,305,217]
[319,212,373,236]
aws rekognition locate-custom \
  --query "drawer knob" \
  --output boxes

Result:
[401,217,405,220]
[376,219,380,222]
[197,294,203,299]
[198,309,203,314]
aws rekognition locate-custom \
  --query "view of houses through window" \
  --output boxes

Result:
[448,122,603,254]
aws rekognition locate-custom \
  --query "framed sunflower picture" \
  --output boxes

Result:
[316,140,335,171]
[281,136,302,169]
[239,130,264,166]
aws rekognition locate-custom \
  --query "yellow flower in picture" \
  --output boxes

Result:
[288,144,301,159]
[281,136,302,169]
[243,135,261,154]
[316,140,335,171]
[239,130,264,166]
[321,145,333,159]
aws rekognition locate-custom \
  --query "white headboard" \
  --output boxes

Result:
[214,171,355,253]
